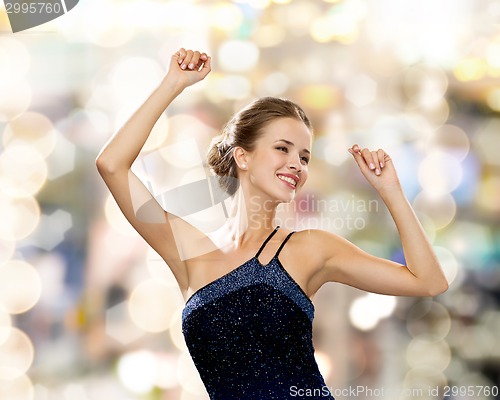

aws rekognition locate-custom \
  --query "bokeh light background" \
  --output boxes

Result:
[1,0,500,399]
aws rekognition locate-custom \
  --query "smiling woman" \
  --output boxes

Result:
[207,96,312,197]
[95,47,448,400]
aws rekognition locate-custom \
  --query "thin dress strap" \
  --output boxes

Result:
[275,231,296,258]
[255,226,280,258]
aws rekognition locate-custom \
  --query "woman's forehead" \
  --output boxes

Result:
[260,118,312,141]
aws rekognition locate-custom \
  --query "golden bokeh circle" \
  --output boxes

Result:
[0,374,34,400]
[0,328,34,380]
[0,196,40,241]
[2,112,57,158]
[0,145,47,198]
[0,260,42,314]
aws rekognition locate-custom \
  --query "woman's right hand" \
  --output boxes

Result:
[165,48,211,90]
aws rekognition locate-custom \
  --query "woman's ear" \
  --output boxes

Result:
[233,147,249,170]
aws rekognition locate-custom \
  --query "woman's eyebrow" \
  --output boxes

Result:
[274,139,311,154]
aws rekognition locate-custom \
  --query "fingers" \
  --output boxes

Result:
[348,144,387,176]
[200,56,212,77]
[175,49,208,70]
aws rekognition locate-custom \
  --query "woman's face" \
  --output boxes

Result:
[243,117,312,203]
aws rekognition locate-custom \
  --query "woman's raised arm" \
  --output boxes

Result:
[309,144,449,297]
[95,49,212,296]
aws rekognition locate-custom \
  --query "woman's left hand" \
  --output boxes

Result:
[348,144,401,192]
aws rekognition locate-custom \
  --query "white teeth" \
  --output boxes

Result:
[278,175,297,187]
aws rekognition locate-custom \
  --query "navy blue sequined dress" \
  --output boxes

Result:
[182,227,335,399]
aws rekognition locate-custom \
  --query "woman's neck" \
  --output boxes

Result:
[217,186,279,249]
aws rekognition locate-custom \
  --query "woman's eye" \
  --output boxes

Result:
[276,146,288,152]
[301,157,310,164]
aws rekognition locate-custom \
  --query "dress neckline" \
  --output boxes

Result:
[185,227,281,304]
[184,255,276,305]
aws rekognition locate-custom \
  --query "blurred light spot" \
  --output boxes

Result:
[479,311,500,357]
[454,57,488,81]
[142,114,169,152]
[158,137,204,169]
[0,239,15,265]
[0,308,11,346]
[0,38,30,78]
[0,78,31,121]
[413,191,456,230]
[259,72,290,96]
[0,374,34,400]
[0,146,47,198]
[403,65,448,109]
[314,351,332,380]
[57,108,110,151]
[315,112,349,167]
[128,279,181,333]
[63,384,87,400]
[236,0,271,9]
[486,88,500,112]
[486,42,500,68]
[2,112,57,158]
[278,1,321,35]
[177,352,207,395]
[45,131,76,180]
[310,2,365,43]
[298,85,340,110]
[0,260,42,315]
[117,351,156,394]
[253,25,286,47]
[105,301,145,345]
[58,1,133,47]
[167,114,215,145]
[210,3,243,31]
[474,118,500,166]
[407,336,451,370]
[215,75,252,100]
[104,194,138,237]
[433,246,459,287]
[418,151,462,196]
[457,326,496,360]
[439,221,492,271]
[448,292,481,320]
[0,328,34,380]
[32,209,72,251]
[154,353,178,389]
[169,308,188,352]
[426,124,469,161]
[218,41,259,72]
[110,57,164,109]
[345,74,377,107]
[476,175,500,212]
[406,301,451,339]
[403,368,447,394]
[417,99,450,128]
[349,293,396,331]
[0,195,40,241]
[33,253,65,308]
[146,247,178,287]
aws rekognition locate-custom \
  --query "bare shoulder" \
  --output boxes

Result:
[278,229,349,297]
[290,229,347,258]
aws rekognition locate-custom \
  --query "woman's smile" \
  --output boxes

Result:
[277,173,298,189]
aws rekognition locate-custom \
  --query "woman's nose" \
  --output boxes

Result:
[288,154,302,171]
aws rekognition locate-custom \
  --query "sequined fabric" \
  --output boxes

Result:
[182,229,335,399]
